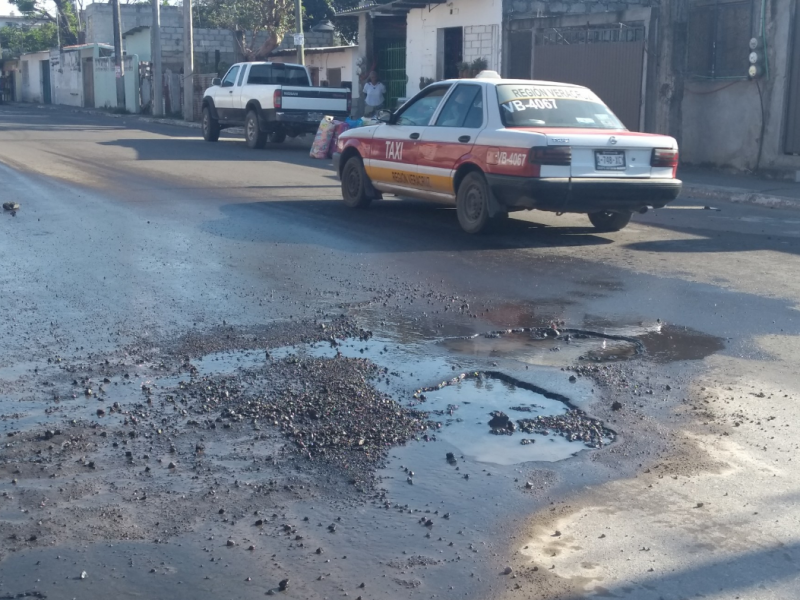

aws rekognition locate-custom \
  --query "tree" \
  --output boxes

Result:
[195,0,295,61]
[9,0,79,47]
[0,22,59,55]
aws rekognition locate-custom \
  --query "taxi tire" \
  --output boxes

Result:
[588,210,632,232]
[456,172,492,234]
[245,110,267,149]
[202,107,220,142]
[341,157,373,209]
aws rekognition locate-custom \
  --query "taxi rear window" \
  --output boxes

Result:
[496,84,624,130]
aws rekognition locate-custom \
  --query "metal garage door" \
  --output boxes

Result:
[532,25,645,131]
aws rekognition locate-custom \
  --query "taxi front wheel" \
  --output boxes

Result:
[588,210,632,232]
[457,172,494,234]
[341,157,373,209]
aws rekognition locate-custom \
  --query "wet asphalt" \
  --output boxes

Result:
[1,104,800,599]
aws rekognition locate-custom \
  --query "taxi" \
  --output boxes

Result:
[332,72,681,234]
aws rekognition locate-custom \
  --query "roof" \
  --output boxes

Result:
[336,0,447,16]
[62,43,114,51]
[270,45,357,56]
[123,25,150,37]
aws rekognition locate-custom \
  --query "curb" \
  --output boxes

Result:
[681,183,800,211]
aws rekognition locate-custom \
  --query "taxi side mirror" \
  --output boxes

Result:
[376,109,392,123]
[212,78,221,86]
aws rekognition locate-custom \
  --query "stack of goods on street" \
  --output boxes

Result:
[310,116,377,159]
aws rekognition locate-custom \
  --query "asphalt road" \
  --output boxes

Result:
[1,104,800,600]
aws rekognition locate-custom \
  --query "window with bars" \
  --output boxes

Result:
[535,24,645,45]
[687,0,753,78]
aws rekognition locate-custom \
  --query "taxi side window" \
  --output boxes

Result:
[435,85,483,129]
[221,66,240,87]
[395,86,451,126]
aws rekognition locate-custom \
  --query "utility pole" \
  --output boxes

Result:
[151,0,163,116]
[111,0,126,110]
[295,0,304,65]
[183,0,194,121]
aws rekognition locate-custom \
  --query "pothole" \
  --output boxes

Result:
[414,372,614,465]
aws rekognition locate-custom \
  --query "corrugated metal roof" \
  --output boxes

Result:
[336,0,447,16]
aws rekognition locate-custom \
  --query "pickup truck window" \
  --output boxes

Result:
[496,84,624,130]
[248,64,310,87]
[221,66,240,88]
[237,66,248,86]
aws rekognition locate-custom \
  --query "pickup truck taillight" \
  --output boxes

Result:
[347,93,352,114]
[273,89,282,109]
[529,146,572,166]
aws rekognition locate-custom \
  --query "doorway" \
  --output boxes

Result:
[83,58,95,108]
[443,27,463,80]
[41,60,51,104]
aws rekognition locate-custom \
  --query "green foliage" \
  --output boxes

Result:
[0,22,58,55]
[9,0,79,47]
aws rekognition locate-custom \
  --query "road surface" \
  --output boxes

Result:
[1,104,799,600]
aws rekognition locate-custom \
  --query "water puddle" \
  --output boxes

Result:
[419,373,613,465]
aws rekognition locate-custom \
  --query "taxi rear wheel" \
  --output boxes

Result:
[341,157,373,209]
[588,210,632,232]
[456,172,492,234]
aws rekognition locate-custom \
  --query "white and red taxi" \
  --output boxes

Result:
[333,72,681,234]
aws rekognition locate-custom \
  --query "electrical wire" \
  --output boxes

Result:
[755,77,765,170]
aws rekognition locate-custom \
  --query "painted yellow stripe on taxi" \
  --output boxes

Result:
[366,166,453,194]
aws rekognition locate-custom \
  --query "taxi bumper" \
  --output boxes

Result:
[485,175,682,213]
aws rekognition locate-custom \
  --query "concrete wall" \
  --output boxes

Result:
[405,0,503,98]
[50,48,83,107]
[94,55,139,112]
[124,28,152,62]
[19,51,48,103]
[679,0,799,174]
[84,3,183,46]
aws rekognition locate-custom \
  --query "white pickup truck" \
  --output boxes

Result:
[201,62,351,148]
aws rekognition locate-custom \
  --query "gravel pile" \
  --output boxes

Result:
[517,410,614,448]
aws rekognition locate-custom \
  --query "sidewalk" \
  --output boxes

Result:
[679,166,800,210]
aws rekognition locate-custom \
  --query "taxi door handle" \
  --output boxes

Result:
[409,133,420,140]
[458,135,471,143]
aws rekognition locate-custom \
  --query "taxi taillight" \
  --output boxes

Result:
[273,89,282,109]
[529,146,572,166]
[651,148,678,167]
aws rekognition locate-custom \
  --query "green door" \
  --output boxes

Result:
[375,39,406,110]
[41,60,51,104]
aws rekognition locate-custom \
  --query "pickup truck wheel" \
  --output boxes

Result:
[588,210,632,232]
[341,157,373,209]
[202,107,220,142]
[245,110,267,149]
[456,172,492,234]
[268,131,286,144]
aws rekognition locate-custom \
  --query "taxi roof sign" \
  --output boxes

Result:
[475,70,501,79]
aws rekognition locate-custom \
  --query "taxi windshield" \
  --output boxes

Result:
[496,84,625,130]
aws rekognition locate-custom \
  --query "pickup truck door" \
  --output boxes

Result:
[230,64,249,122]
[417,83,485,196]
[367,84,451,193]
[215,65,241,122]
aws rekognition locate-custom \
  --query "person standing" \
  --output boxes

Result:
[363,71,387,117]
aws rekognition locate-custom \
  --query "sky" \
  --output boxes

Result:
[0,0,16,16]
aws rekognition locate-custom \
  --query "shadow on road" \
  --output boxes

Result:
[98,137,332,168]
[623,223,800,257]
[202,198,614,253]
[558,541,800,600]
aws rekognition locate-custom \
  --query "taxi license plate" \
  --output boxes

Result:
[595,150,626,171]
